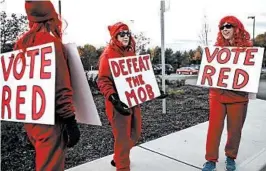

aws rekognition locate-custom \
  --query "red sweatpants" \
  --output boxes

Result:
[205,97,248,162]
[24,123,67,171]
[109,107,142,171]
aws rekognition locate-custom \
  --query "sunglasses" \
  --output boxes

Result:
[220,24,233,30]
[117,31,131,37]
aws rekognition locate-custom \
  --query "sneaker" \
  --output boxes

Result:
[202,161,216,171]
[111,160,116,167]
[225,157,236,171]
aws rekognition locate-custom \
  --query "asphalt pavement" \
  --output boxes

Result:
[162,74,266,100]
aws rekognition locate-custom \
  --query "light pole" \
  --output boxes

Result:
[160,0,166,114]
[59,0,61,15]
[248,16,255,44]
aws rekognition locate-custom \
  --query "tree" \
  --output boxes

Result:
[181,51,190,66]
[254,32,266,67]
[139,48,147,55]
[150,46,161,64]
[199,14,211,46]
[146,48,152,55]
[78,44,99,70]
[165,48,174,64]
[96,46,105,57]
[188,49,195,61]
[192,46,203,64]
[173,50,182,69]
[133,32,150,55]
[0,12,28,53]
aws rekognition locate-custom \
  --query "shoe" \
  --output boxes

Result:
[202,161,216,171]
[225,157,236,171]
[111,160,116,167]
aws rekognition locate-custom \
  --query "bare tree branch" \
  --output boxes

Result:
[199,14,211,46]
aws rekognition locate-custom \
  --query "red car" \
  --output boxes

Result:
[176,67,198,75]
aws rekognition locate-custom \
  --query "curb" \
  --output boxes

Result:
[260,164,266,171]
[238,148,266,171]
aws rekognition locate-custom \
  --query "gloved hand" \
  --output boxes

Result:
[109,93,131,116]
[157,90,168,99]
[64,116,80,148]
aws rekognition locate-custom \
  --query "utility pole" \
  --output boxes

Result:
[248,16,255,44]
[160,0,166,114]
[59,0,62,15]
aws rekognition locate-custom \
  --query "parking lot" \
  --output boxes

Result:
[161,73,266,100]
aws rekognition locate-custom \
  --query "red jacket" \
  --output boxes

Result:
[97,42,140,117]
[26,32,75,119]
[209,88,248,103]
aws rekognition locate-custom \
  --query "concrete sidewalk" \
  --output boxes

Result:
[66,99,266,171]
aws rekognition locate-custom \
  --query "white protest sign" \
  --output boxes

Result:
[109,54,160,107]
[64,43,102,126]
[0,43,56,125]
[197,46,264,93]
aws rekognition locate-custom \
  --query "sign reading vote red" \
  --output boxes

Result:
[0,43,56,125]
[197,46,264,93]
[109,54,160,107]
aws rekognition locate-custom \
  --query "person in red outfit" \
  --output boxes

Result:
[14,1,80,171]
[97,22,140,171]
[97,22,166,171]
[202,16,253,171]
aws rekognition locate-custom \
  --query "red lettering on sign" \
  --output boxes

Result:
[1,54,15,81]
[13,52,26,80]
[233,69,249,89]
[138,75,145,85]
[232,48,245,64]
[244,48,257,65]
[16,85,27,120]
[132,57,139,73]
[118,59,128,76]
[27,49,39,78]
[138,57,147,72]
[126,58,132,74]
[1,86,11,119]
[217,48,231,64]
[125,77,133,88]
[143,55,151,70]
[217,68,231,87]
[145,84,155,99]
[137,87,147,103]
[205,47,219,63]
[110,61,120,77]
[201,65,216,86]
[125,90,138,107]
[32,86,46,120]
[40,46,52,79]
[132,75,140,87]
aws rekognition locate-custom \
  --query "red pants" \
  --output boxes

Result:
[109,107,142,171]
[24,123,66,171]
[205,97,248,162]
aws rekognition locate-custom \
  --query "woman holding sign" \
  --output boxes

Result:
[202,16,252,171]
[97,22,140,171]
[14,1,80,171]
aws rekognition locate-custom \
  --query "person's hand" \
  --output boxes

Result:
[109,94,131,116]
[157,90,168,99]
[64,116,80,148]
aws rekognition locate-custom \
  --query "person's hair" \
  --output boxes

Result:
[14,17,62,51]
[215,16,252,47]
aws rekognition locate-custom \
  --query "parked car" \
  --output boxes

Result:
[176,67,199,75]
[153,64,174,75]
[261,67,266,74]
[190,64,200,70]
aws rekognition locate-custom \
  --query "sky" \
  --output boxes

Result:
[1,0,266,51]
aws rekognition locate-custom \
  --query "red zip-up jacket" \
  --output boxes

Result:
[97,42,140,118]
